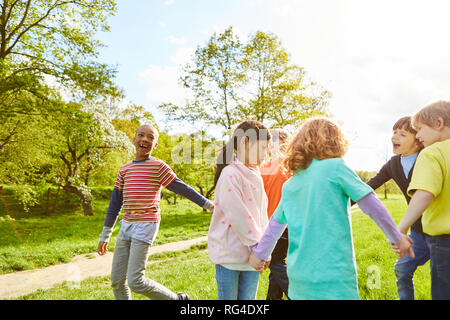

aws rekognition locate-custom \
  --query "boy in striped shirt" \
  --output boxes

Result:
[97,124,213,300]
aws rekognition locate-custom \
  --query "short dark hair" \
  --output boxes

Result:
[392,116,416,134]
[392,116,423,151]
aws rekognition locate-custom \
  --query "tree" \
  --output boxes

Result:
[54,100,133,215]
[160,26,246,132]
[241,31,330,127]
[111,103,157,141]
[0,0,119,117]
[159,27,330,134]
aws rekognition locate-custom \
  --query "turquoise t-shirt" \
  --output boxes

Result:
[273,158,372,300]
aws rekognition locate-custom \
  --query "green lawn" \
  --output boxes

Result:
[0,198,211,274]
[2,194,432,300]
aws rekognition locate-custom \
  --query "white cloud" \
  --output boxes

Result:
[137,47,197,132]
[261,0,450,170]
[138,64,186,107]
[169,47,195,66]
[168,35,188,45]
[163,0,174,5]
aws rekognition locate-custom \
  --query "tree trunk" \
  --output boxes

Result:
[64,184,93,216]
[45,188,51,216]
[51,186,61,215]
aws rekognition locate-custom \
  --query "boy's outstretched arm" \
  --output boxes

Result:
[166,178,214,213]
[398,190,434,234]
[98,188,123,255]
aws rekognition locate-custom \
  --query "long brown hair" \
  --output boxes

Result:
[214,120,271,187]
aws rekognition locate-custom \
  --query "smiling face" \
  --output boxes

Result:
[391,127,420,156]
[132,125,159,160]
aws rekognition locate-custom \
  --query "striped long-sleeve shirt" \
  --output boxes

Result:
[99,157,213,242]
[114,157,181,223]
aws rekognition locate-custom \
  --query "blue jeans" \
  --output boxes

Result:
[394,230,431,300]
[215,264,260,300]
[110,223,178,300]
[430,235,450,300]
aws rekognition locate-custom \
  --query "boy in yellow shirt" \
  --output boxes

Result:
[395,100,450,300]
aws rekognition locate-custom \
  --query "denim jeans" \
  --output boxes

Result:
[430,235,450,300]
[215,264,260,300]
[110,222,178,300]
[394,229,431,300]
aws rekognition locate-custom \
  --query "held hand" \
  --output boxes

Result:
[249,252,266,274]
[97,241,108,256]
[391,234,414,259]
[209,204,214,215]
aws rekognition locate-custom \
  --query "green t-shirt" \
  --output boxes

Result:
[408,139,450,236]
[273,158,372,300]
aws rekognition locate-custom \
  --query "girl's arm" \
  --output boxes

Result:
[166,178,213,210]
[357,192,415,258]
[357,192,401,243]
[251,216,287,261]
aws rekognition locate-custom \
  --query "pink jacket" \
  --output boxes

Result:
[208,157,269,265]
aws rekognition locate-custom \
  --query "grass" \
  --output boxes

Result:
[0,198,211,274]
[12,243,271,300]
[352,194,431,300]
[2,193,432,300]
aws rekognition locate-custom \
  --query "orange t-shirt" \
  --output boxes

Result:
[261,158,290,218]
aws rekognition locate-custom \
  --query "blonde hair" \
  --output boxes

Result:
[283,117,348,175]
[412,100,450,129]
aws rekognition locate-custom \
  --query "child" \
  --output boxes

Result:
[394,101,450,300]
[249,117,413,300]
[97,124,213,300]
[260,129,290,300]
[208,120,271,300]
[364,116,427,300]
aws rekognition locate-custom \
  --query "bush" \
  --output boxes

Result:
[0,185,114,216]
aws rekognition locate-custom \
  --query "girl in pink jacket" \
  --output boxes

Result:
[208,120,271,300]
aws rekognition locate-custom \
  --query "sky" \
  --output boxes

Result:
[96,0,450,171]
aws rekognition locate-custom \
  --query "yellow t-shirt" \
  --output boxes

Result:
[407,139,450,236]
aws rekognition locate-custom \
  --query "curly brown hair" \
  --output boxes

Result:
[283,117,348,175]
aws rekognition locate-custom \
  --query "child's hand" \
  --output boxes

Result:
[249,252,266,274]
[97,241,108,256]
[390,234,414,259]
[209,204,214,215]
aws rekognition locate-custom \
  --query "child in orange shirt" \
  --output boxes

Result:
[260,129,290,300]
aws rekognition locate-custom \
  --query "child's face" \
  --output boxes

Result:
[415,121,442,148]
[133,126,158,160]
[391,128,419,156]
[242,138,270,167]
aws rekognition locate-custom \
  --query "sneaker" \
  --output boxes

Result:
[177,292,190,300]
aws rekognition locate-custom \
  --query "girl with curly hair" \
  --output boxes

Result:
[249,117,413,300]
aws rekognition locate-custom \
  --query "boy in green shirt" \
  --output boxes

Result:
[395,100,450,300]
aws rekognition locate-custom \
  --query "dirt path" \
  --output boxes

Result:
[0,236,208,299]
